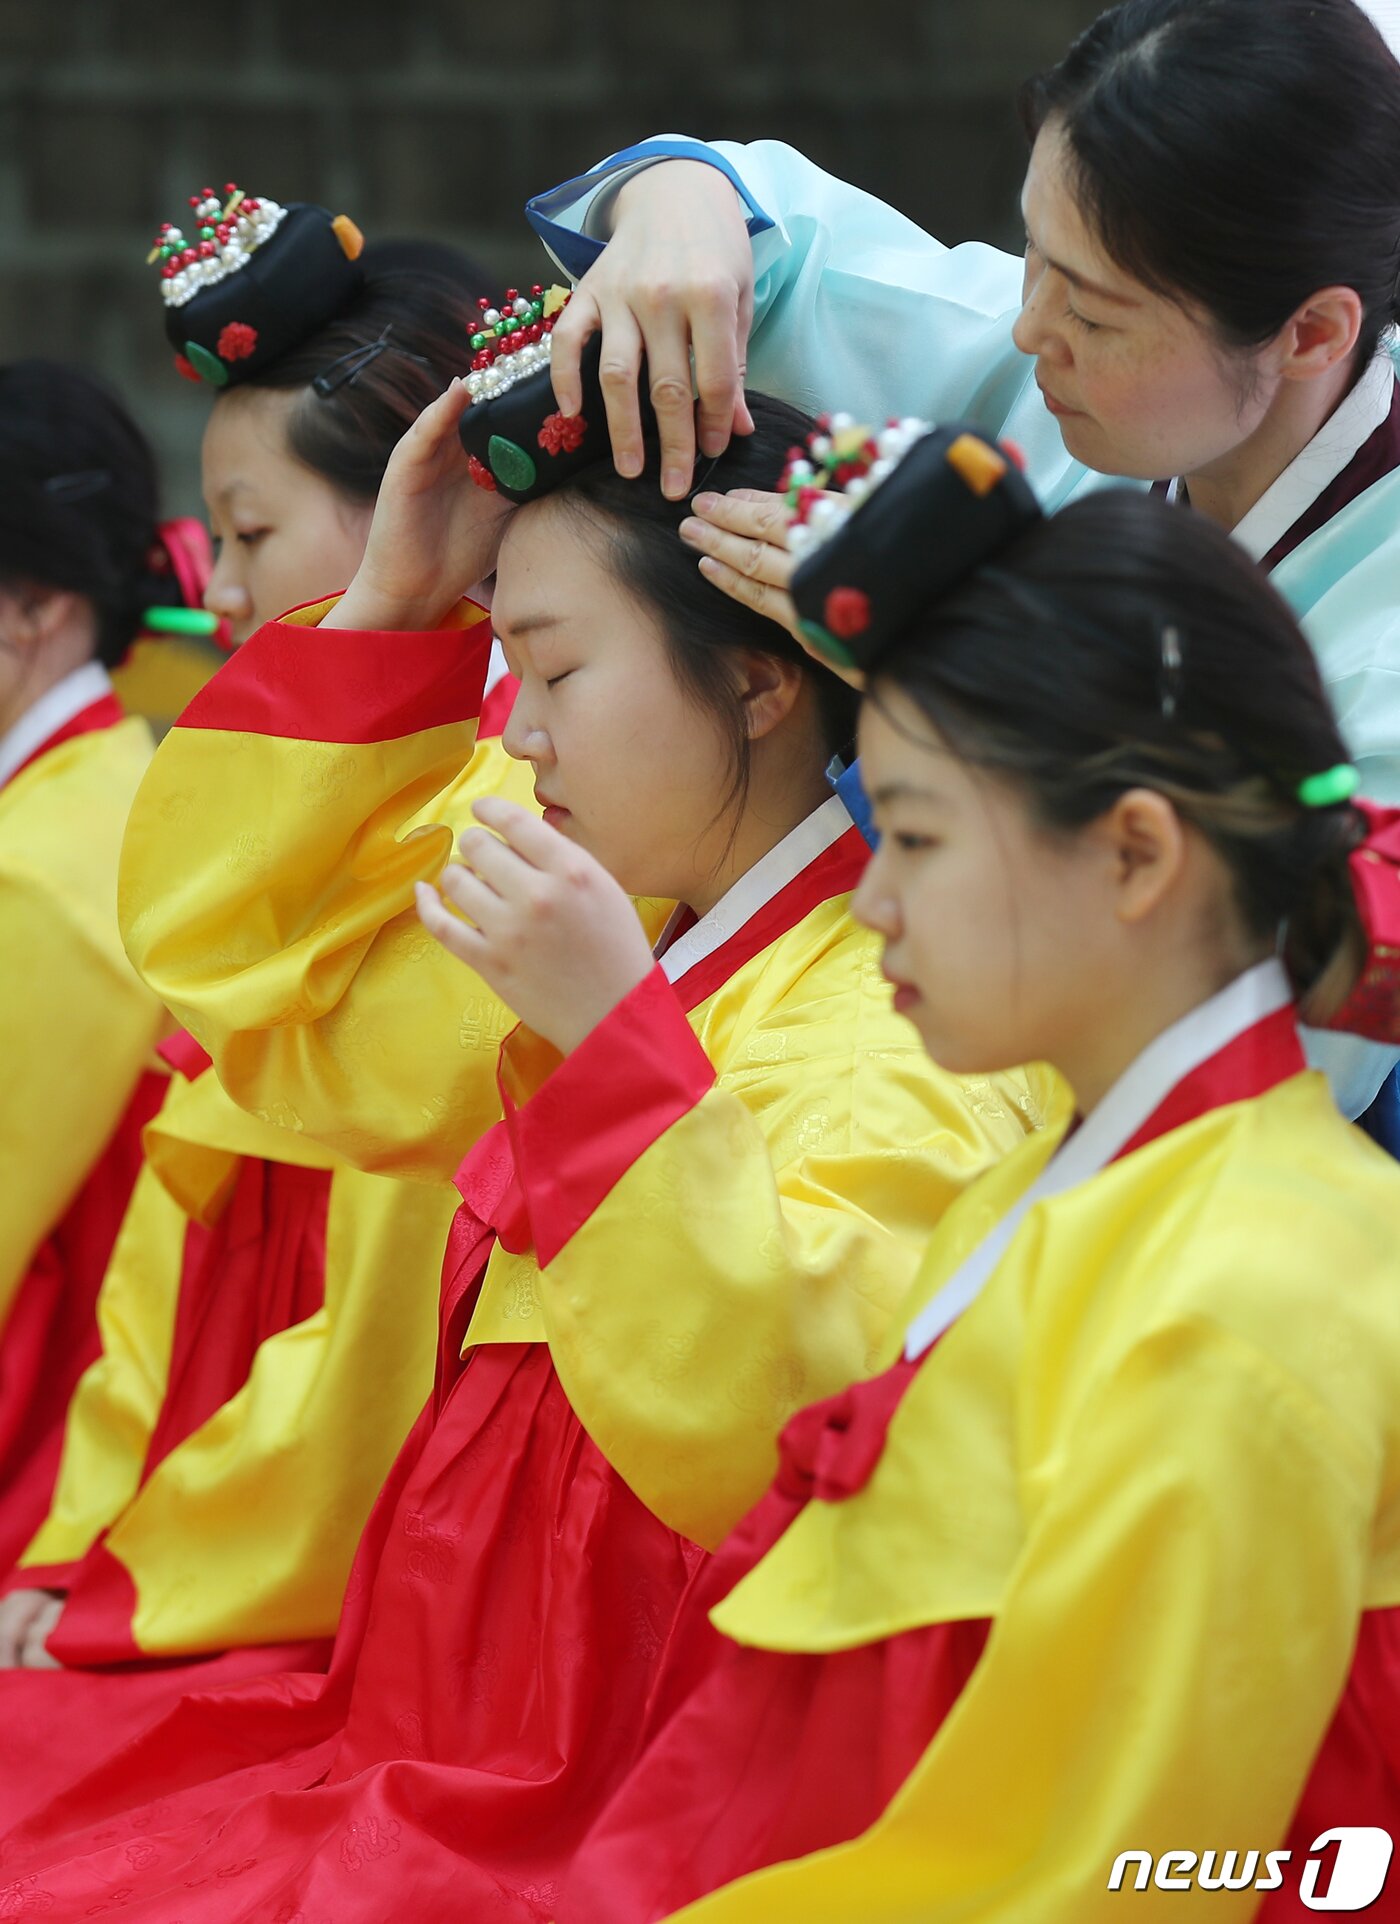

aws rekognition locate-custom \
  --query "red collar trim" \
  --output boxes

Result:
[1113,1003,1306,1162]
[4,692,126,789]
[669,825,870,1015]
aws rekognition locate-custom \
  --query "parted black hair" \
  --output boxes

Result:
[1021,0,1400,365]
[548,392,861,821]
[877,489,1364,1018]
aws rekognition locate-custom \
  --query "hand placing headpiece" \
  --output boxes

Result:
[457,284,609,502]
[148,183,366,387]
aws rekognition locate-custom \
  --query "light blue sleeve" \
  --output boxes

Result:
[1300,1028,1399,1122]
[525,135,1102,511]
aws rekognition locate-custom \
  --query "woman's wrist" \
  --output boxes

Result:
[612,157,746,235]
[320,576,455,634]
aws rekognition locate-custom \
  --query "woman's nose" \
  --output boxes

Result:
[1012,262,1065,365]
[500,699,551,767]
[204,567,251,621]
[851,855,900,937]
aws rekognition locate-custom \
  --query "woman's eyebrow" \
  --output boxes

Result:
[1022,210,1142,307]
[870,780,947,808]
[492,611,561,639]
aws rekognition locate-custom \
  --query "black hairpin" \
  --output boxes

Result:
[43,469,113,503]
[311,325,431,397]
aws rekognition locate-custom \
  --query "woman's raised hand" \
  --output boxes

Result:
[549,160,757,501]
[324,379,512,634]
[681,488,866,690]
[414,797,658,1056]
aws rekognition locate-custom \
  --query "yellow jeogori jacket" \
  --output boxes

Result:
[0,701,163,1326]
[117,600,1056,1548]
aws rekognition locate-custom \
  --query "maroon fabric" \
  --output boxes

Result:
[1262,381,1400,572]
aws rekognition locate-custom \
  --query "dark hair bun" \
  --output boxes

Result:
[787,420,1041,672]
[457,285,603,502]
[150,185,366,388]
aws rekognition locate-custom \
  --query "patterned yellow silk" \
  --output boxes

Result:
[116,601,1058,1558]
[661,1073,1400,1920]
[20,1063,459,1654]
[484,909,1056,1550]
[0,717,165,1323]
[119,599,539,1183]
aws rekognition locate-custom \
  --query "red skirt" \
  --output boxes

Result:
[0,1069,167,1575]
[0,1336,705,1921]
[560,1365,1400,1923]
[0,1155,336,1849]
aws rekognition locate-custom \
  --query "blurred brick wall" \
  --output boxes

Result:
[0,0,1103,512]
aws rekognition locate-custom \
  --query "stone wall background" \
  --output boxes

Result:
[0,0,1104,512]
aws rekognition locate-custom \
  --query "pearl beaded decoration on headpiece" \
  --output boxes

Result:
[463,284,572,403]
[147,184,289,309]
[780,414,931,562]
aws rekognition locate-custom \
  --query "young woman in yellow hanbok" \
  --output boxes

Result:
[0,362,206,1573]
[560,430,1400,1923]
[0,210,516,1850]
[0,343,1047,1912]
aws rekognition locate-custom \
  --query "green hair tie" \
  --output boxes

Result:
[141,606,221,637]
[1296,763,1359,808]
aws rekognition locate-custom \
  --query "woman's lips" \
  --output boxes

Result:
[1037,381,1081,419]
[534,788,571,829]
[883,971,921,1013]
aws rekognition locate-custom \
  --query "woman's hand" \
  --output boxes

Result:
[681,488,866,689]
[0,1587,64,1669]
[324,379,512,634]
[550,160,756,500]
[414,796,657,1056]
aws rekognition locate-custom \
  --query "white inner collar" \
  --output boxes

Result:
[0,662,113,790]
[903,958,1294,1360]
[1164,352,1396,561]
[658,793,855,987]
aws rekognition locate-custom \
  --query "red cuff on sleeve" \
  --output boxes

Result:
[176,600,493,744]
[503,964,715,1267]
[0,1559,76,1598]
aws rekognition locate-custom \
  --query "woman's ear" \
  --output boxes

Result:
[0,582,71,658]
[737,649,806,742]
[1277,285,1365,382]
[1096,787,1188,925]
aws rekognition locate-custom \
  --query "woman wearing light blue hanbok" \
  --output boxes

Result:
[526,0,1400,1122]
